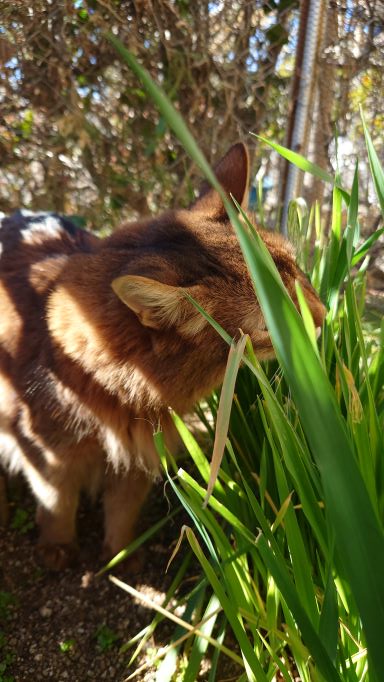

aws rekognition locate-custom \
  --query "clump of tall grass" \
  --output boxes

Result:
[109,36,384,682]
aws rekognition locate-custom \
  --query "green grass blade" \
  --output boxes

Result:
[185,527,268,682]
[256,533,342,682]
[252,135,333,184]
[183,594,221,682]
[111,38,384,679]
[295,281,319,353]
[318,562,339,665]
[96,506,180,575]
[270,439,320,627]
[361,107,384,217]
[171,411,212,485]
[156,586,207,682]
[345,161,360,265]
[352,226,384,267]
[207,618,227,682]
[229,211,384,678]
[107,34,224,205]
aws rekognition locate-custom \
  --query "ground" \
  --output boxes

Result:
[0,478,188,682]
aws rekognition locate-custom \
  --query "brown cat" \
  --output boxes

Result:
[0,143,325,569]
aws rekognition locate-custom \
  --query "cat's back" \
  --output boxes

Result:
[0,211,99,362]
[0,210,98,273]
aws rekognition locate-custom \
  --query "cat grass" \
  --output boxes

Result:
[111,36,384,682]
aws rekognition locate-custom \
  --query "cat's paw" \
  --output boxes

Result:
[36,542,78,571]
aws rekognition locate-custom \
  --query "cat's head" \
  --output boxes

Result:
[112,143,325,368]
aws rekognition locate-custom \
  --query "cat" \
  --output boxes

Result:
[0,143,325,569]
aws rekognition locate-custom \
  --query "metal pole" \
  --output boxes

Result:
[281,0,325,235]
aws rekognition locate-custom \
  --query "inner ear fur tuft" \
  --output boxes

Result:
[111,275,182,329]
[111,275,208,335]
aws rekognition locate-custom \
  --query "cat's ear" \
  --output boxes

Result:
[191,142,250,220]
[111,275,207,335]
[112,275,181,329]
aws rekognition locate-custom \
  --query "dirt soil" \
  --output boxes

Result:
[0,478,190,682]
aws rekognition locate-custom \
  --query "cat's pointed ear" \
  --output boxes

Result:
[112,275,182,329]
[112,275,208,335]
[191,142,250,220]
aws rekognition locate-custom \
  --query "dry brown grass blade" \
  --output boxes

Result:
[203,333,247,508]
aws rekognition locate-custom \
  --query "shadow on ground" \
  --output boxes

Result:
[0,478,184,682]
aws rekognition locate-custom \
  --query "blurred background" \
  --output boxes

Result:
[0,0,383,232]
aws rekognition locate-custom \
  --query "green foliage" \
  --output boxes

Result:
[10,508,34,535]
[94,625,119,652]
[0,594,16,622]
[0,632,15,682]
[111,41,384,681]
[59,639,76,654]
